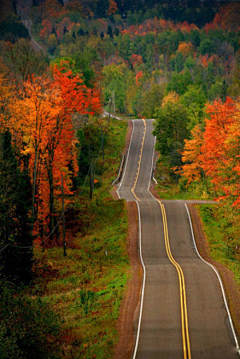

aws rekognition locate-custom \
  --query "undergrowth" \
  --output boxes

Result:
[197,204,240,285]
[154,158,214,200]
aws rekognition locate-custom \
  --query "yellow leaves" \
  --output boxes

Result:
[22,147,33,156]
[181,124,203,184]
[0,74,11,104]
[161,91,180,107]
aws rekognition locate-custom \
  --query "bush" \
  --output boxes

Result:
[0,282,62,359]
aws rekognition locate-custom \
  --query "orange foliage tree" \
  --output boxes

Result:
[40,0,64,20]
[108,0,118,15]
[177,42,194,58]
[40,19,53,41]
[199,98,235,191]
[1,63,101,246]
[181,124,203,184]
[180,97,240,207]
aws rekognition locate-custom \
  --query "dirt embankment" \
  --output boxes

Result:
[114,201,141,359]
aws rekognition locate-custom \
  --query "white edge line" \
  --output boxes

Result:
[185,203,240,355]
[132,201,146,359]
[117,118,147,358]
[132,120,155,358]
[117,120,135,199]
[153,176,158,184]
[147,130,156,192]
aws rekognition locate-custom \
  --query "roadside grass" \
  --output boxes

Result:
[197,204,240,285]
[31,118,129,358]
[154,159,214,201]
[155,181,213,201]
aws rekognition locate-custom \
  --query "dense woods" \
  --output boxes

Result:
[0,0,240,357]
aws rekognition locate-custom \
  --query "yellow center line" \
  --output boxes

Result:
[159,200,191,359]
[131,119,146,201]
[131,118,191,358]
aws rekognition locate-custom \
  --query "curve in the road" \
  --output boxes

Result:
[117,118,240,359]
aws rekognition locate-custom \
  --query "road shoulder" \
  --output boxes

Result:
[114,201,142,359]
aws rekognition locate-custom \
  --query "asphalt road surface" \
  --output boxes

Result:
[117,119,239,359]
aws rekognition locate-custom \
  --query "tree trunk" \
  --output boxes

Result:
[31,147,38,228]
[48,151,55,242]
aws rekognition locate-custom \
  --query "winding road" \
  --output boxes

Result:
[22,19,46,52]
[117,119,239,359]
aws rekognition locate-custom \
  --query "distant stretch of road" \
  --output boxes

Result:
[22,19,45,52]
[117,119,239,359]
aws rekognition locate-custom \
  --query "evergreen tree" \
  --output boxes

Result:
[114,27,120,36]
[0,130,33,283]
[107,25,113,38]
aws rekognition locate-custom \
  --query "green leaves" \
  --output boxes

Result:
[0,282,62,359]
[153,101,189,172]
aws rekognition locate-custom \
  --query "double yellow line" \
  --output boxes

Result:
[131,119,146,201]
[131,118,191,358]
[159,200,192,359]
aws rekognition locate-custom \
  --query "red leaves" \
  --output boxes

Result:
[200,97,235,182]
[135,71,143,86]
[1,62,102,240]
[52,62,102,116]
[181,97,240,206]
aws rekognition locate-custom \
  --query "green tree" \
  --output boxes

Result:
[107,25,113,38]
[102,63,129,112]
[208,79,228,101]
[0,130,33,283]
[180,85,206,130]
[153,102,189,172]
[117,33,132,60]
[142,83,165,118]
[0,20,29,42]
[187,29,201,48]
[199,38,215,55]
[169,51,184,72]
[0,282,62,359]
[167,69,193,95]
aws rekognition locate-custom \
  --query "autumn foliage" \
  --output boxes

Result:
[0,62,101,245]
[181,97,240,207]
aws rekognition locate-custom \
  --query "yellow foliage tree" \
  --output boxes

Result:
[161,91,180,107]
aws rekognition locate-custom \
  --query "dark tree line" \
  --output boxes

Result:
[0,130,33,284]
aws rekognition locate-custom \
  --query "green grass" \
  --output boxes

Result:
[31,118,130,358]
[154,159,214,201]
[155,181,213,200]
[197,204,240,285]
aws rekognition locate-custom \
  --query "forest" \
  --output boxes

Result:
[0,0,240,358]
